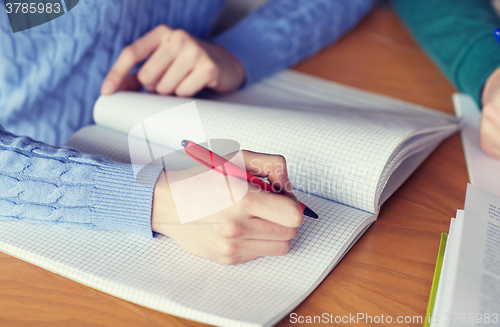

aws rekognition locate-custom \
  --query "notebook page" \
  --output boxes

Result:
[201,70,456,121]
[375,126,459,208]
[67,125,132,163]
[93,92,457,214]
[205,70,458,210]
[0,192,375,327]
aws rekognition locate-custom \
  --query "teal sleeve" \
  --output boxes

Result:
[393,0,500,107]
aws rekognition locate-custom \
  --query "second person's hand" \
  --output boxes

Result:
[101,25,246,97]
[481,67,500,159]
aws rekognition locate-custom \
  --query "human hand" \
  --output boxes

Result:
[101,25,245,97]
[480,67,500,159]
[151,151,304,265]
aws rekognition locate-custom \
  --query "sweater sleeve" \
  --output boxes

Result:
[393,0,500,107]
[0,127,162,238]
[213,0,376,87]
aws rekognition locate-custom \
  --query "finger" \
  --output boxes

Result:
[240,151,290,191]
[483,101,500,127]
[216,255,261,266]
[244,217,298,241]
[137,40,179,91]
[222,151,299,206]
[217,214,297,241]
[117,74,142,92]
[175,60,217,97]
[155,44,199,95]
[480,115,500,159]
[245,185,303,228]
[239,151,299,208]
[234,239,292,257]
[101,25,171,95]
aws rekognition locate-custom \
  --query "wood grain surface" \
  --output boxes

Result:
[0,7,469,327]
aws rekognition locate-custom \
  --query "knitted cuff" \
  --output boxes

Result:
[92,163,163,237]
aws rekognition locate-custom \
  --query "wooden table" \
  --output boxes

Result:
[0,7,469,327]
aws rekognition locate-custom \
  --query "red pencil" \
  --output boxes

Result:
[181,140,318,219]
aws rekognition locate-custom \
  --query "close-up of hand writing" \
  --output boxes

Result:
[151,151,303,265]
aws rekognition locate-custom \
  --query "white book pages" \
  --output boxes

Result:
[431,210,464,327]
[450,185,500,326]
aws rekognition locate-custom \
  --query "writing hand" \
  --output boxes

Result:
[481,67,500,159]
[101,25,245,97]
[151,151,304,265]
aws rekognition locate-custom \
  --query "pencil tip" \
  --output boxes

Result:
[303,206,319,219]
[181,140,189,148]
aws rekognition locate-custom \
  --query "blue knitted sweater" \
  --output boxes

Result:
[0,0,375,236]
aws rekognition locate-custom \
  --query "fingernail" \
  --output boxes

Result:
[101,80,115,94]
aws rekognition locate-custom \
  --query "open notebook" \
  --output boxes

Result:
[0,70,459,326]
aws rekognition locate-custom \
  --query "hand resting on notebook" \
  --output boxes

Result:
[100,25,245,98]
[151,151,304,265]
